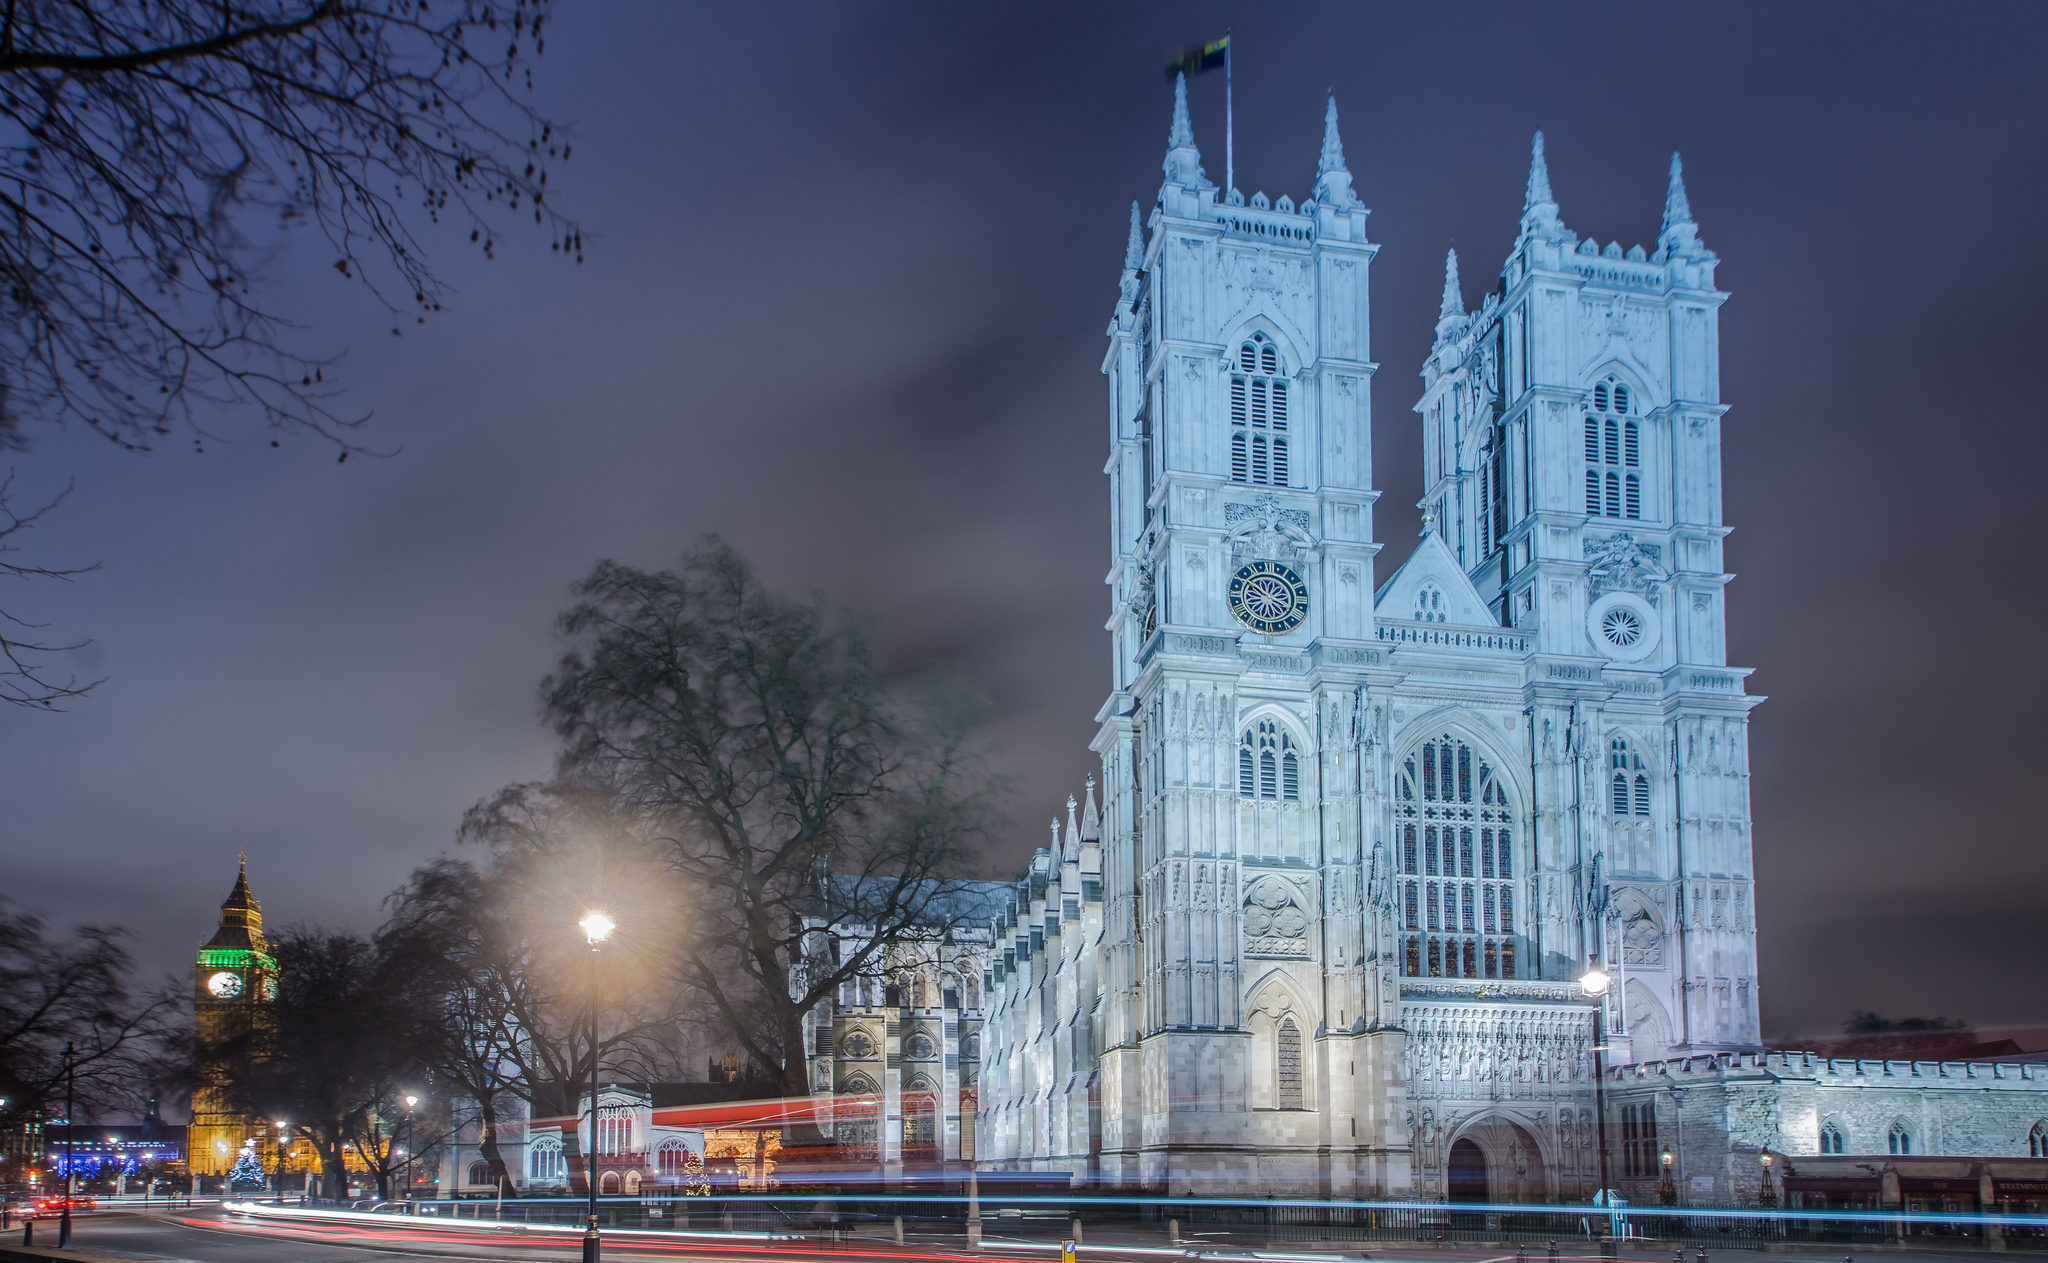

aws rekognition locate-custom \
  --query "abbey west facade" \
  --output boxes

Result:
[949,81,2048,1202]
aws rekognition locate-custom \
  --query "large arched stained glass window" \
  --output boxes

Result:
[1396,734,1518,979]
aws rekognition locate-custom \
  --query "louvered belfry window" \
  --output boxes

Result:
[1584,375,1642,521]
[1239,720,1301,802]
[1230,334,1289,486]
[1397,735,1517,979]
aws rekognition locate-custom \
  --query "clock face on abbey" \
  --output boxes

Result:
[1228,559,1309,634]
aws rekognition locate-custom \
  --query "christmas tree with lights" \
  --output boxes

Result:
[228,1140,266,1190]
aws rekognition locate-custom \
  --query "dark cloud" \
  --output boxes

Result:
[2,2,2043,1043]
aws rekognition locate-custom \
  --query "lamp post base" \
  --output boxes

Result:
[582,1216,600,1263]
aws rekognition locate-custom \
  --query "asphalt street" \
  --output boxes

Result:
[22,1210,2010,1263]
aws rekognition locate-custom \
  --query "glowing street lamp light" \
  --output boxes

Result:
[1578,960,1611,997]
[580,912,616,945]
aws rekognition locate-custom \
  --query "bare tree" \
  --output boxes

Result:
[0,899,185,1127]
[0,0,576,455]
[382,838,688,1191]
[229,927,428,1200]
[537,542,999,1099]
[0,473,97,706]
[0,0,579,707]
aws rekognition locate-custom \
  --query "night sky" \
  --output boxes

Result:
[4,3,2044,1043]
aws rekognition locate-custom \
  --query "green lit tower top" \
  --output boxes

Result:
[195,855,278,1006]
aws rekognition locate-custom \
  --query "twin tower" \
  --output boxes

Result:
[974,77,1761,1199]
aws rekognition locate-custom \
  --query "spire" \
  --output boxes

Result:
[1080,773,1101,842]
[1433,248,1466,343]
[1118,202,1145,307]
[206,854,266,952]
[1657,150,1704,260]
[1519,130,1565,240]
[1161,73,1212,189]
[1062,794,1080,861]
[1311,95,1359,210]
[1048,817,1061,854]
[1662,151,1693,231]
[1524,130,1554,210]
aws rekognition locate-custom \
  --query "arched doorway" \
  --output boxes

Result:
[1448,1138,1489,1202]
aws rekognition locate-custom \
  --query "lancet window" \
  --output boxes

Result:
[1396,734,1518,979]
[1229,334,1289,487]
[1820,1121,1847,1154]
[1276,1017,1304,1109]
[1583,375,1641,520]
[2030,1122,2047,1158]
[1611,738,1650,816]
[1621,1104,1660,1176]
[1239,719,1301,802]
[1888,1122,1913,1155]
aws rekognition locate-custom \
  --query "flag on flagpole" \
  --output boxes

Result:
[1164,36,1228,82]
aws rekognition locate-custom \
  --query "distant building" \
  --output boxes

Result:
[188,859,280,1180]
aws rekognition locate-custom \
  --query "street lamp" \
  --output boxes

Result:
[401,1095,419,1203]
[273,1122,290,1205]
[1757,1151,1776,1209]
[1578,958,1613,1204]
[59,1041,74,1249]
[1659,1147,1676,1207]
[580,910,613,1263]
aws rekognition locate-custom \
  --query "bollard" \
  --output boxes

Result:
[894,1216,905,1244]
[1518,1249,1527,1263]
[1169,1218,1180,1246]
[1549,1241,1560,1262]
[23,1220,32,1246]
[1072,1218,1084,1245]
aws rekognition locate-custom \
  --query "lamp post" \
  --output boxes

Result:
[1757,1151,1776,1209]
[59,1041,74,1249]
[273,1122,290,1205]
[401,1095,418,1203]
[1659,1147,1676,1207]
[1579,958,1613,1205]
[579,911,615,1263]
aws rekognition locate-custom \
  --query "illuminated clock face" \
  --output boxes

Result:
[260,976,278,1001]
[207,970,243,999]
[1228,560,1309,635]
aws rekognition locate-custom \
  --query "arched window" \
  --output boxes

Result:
[2030,1122,2048,1157]
[597,1105,635,1156]
[1240,720,1301,802]
[1610,740,1649,816]
[1414,583,1447,623]
[1820,1121,1846,1155]
[1396,734,1517,979]
[530,1136,565,1182]
[1583,375,1642,521]
[1888,1122,1912,1155]
[657,1139,688,1178]
[1229,334,1289,487]
[467,1160,492,1186]
[1276,1017,1304,1109]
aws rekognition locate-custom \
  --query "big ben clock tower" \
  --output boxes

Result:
[188,857,279,1178]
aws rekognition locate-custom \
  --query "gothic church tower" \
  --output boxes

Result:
[1092,80,1400,1195]
[1414,138,1761,1059]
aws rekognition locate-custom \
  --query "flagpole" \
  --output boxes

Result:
[1224,30,1234,196]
